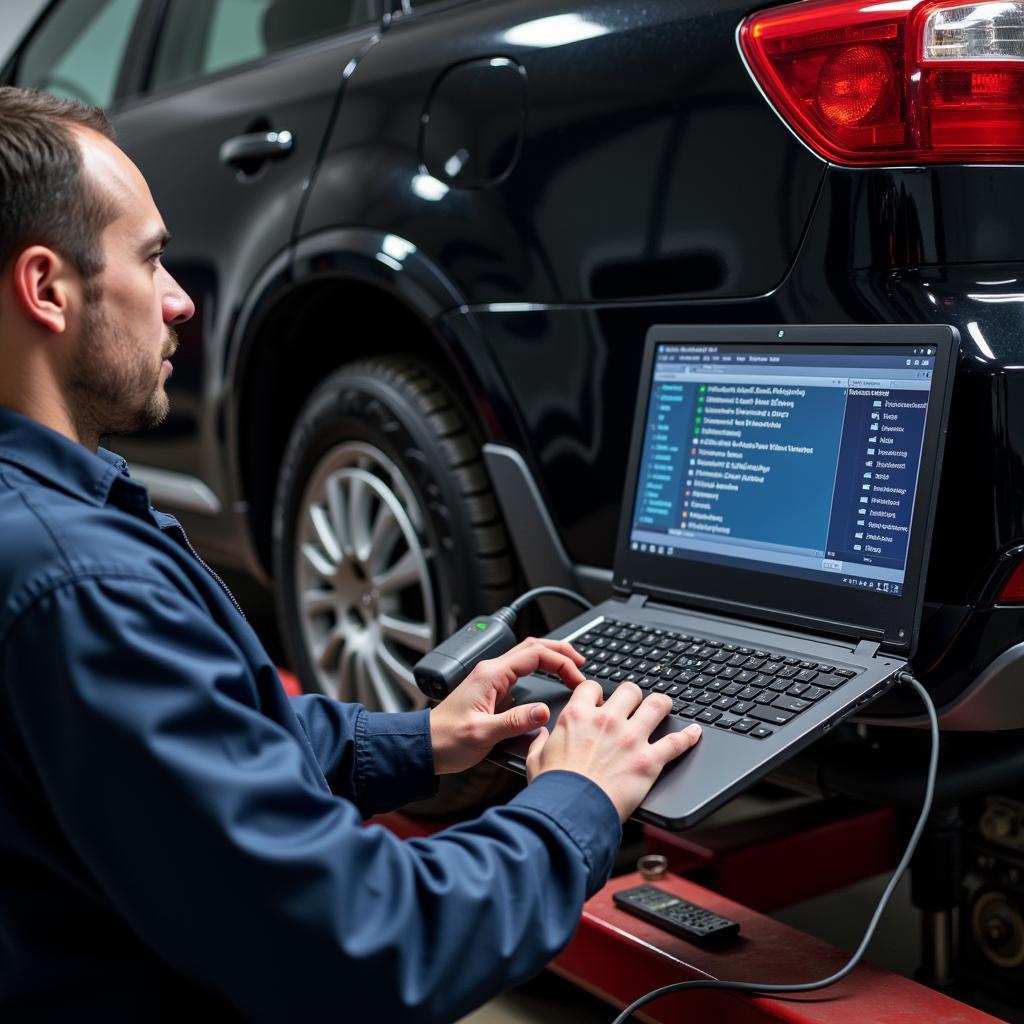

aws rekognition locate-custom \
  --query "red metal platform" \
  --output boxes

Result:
[373,810,1005,1023]
[555,870,1001,1023]
[278,667,303,698]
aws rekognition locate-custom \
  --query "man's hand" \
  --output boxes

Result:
[429,637,586,776]
[526,681,702,822]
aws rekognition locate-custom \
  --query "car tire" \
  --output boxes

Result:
[272,358,521,814]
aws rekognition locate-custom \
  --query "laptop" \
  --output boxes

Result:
[492,324,959,829]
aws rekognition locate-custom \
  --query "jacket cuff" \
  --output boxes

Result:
[510,770,621,897]
[355,709,438,812]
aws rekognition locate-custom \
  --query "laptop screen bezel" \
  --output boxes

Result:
[612,324,959,655]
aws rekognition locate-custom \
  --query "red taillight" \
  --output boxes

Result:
[998,562,1024,604]
[817,44,895,126]
[740,0,1024,164]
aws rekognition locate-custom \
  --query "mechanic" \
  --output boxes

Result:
[0,87,702,1022]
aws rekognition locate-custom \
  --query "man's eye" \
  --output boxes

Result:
[148,250,165,265]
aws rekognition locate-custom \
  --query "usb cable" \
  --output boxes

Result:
[610,671,938,1024]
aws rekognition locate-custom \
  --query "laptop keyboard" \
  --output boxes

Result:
[556,617,860,741]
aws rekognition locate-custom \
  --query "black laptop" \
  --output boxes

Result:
[493,324,959,829]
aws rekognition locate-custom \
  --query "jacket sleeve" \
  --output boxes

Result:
[1,574,621,1023]
[288,693,439,813]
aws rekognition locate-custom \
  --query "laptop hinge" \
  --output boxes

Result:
[627,593,648,609]
[855,639,881,659]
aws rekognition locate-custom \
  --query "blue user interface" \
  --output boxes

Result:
[629,343,937,596]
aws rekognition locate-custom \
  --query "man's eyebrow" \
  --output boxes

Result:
[139,230,171,256]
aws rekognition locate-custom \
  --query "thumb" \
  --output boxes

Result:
[491,702,549,741]
[525,724,549,781]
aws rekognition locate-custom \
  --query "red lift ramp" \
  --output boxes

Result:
[553,870,1003,1024]
[373,810,1003,1023]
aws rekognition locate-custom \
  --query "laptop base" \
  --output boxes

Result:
[492,597,904,830]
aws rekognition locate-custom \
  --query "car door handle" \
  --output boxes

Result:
[219,130,294,169]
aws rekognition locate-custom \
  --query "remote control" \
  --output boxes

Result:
[613,885,740,946]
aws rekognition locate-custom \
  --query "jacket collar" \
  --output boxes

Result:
[0,406,141,509]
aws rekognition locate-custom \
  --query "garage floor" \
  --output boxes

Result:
[460,971,611,1024]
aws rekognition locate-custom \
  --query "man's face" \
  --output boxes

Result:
[65,129,194,439]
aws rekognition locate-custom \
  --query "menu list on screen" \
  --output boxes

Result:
[629,344,936,596]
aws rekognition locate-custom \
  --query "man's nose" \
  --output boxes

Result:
[163,271,195,326]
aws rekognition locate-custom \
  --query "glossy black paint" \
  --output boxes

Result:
[7,0,1024,703]
[302,0,825,304]
[420,57,527,187]
[447,165,1024,594]
[108,16,382,560]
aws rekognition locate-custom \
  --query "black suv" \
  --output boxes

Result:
[9,0,1024,995]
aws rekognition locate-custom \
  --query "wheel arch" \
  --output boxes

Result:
[228,229,499,577]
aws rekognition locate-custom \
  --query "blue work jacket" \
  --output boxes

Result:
[0,408,620,1022]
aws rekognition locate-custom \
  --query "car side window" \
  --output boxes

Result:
[15,0,144,108]
[149,0,379,93]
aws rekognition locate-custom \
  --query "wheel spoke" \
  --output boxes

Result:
[366,501,397,569]
[309,505,342,564]
[337,643,359,702]
[313,625,345,671]
[301,589,336,617]
[378,643,427,706]
[347,474,373,564]
[301,542,336,581]
[365,651,403,714]
[326,475,354,560]
[373,550,421,595]
[353,650,380,708]
[378,613,433,654]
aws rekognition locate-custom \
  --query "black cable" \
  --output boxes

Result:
[508,586,593,615]
[610,672,939,1024]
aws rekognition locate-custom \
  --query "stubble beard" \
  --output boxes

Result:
[66,295,177,443]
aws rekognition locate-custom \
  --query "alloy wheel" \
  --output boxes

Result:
[293,442,437,709]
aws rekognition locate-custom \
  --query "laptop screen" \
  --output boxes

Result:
[629,343,935,597]
[616,325,958,653]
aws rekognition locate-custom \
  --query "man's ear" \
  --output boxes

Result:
[11,245,77,334]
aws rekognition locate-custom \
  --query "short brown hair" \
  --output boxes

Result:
[0,87,117,281]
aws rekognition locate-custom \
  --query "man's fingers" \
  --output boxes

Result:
[497,639,586,687]
[532,647,587,686]
[525,724,549,780]
[512,636,584,664]
[650,723,702,765]
[528,726,550,756]
[491,701,549,741]
[565,679,605,707]
[602,681,645,717]
[538,638,585,664]
[628,691,674,732]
